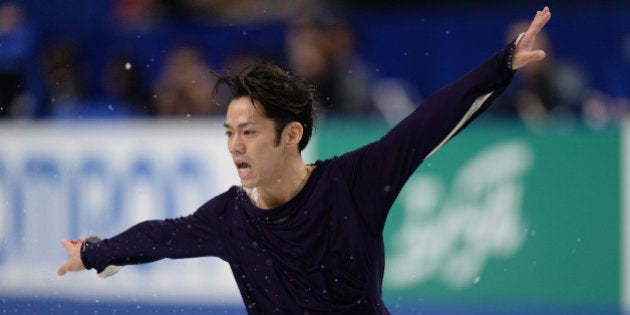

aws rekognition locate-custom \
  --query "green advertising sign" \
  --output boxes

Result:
[313,118,620,312]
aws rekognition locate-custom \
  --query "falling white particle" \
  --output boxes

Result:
[473,276,481,284]
[108,105,114,111]
[125,62,132,70]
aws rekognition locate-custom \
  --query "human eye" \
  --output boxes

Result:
[224,130,233,137]
[243,129,256,136]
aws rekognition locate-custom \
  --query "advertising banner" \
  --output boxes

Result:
[0,119,622,314]
[623,119,630,313]
[315,119,620,313]
[0,120,243,307]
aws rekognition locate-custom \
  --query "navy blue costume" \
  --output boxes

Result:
[82,42,516,314]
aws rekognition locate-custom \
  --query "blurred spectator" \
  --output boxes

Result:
[42,42,87,117]
[161,0,318,24]
[101,54,153,115]
[285,14,376,116]
[582,89,630,129]
[580,32,630,129]
[492,20,588,130]
[111,0,161,32]
[223,39,284,73]
[225,50,266,74]
[152,44,220,116]
[0,2,37,118]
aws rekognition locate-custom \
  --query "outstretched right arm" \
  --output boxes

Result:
[57,192,232,276]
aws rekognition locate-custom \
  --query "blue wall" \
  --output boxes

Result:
[8,1,630,117]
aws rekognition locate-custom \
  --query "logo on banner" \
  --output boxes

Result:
[386,140,534,289]
[0,122,242,302]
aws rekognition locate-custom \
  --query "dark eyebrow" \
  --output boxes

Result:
[223,122,256,129]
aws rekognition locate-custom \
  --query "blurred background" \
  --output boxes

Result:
[0,0,628,122]
[0,0,629,314]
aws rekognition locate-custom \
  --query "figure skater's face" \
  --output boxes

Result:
[224,96,287,189]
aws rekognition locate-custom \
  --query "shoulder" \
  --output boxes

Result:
[195,186,242,215]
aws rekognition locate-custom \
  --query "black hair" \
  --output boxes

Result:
[211,63,317,152]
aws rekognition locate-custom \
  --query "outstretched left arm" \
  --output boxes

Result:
[338,7,553,234]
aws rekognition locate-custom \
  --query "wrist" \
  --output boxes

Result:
[506,33,525,71]
[79,236,102,270]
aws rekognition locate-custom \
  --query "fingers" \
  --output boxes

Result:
[61,239,71,250]
[59,239,72,276]
[63,238,84,247]
[511,7,552,70]
[528,7,551,34]
[521,7,551,47]
[525,50,546,63]
[59,238,85,276]
[57,263,69,276]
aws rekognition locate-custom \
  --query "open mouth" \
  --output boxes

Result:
[235,161,252,179]
[234,160,254,186]
[236,162,251,170]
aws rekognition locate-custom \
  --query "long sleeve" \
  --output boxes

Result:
[81,191,233,274]
[338,42,516,234]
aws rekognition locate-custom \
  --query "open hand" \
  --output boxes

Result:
[57,237,86,276]
[511,7,552,70]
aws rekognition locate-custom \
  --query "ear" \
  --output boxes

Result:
[282,122,304,148]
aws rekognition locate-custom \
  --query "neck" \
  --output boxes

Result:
[252,160,312,209]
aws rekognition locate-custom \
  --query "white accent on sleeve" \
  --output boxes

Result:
[424,91,494,160]
[98,265,123,278]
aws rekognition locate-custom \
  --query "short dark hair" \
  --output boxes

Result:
[212,63,317,152]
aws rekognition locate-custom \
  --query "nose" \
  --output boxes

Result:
[228,133,245,155]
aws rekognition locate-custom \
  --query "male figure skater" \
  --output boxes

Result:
[58,7,552,314]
